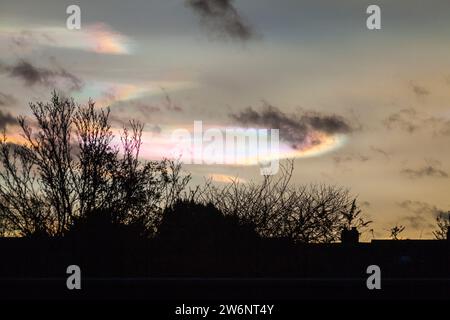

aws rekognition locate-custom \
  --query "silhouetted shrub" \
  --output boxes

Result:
[191,161,372,243]
[158,200,260,251]
[154,200,263,275]
[66,208,147,244]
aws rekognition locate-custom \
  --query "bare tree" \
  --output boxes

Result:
[74,100,116,218]
[389,224,405,240]
[0,92,190,237]
[341,199,366,229]
[433,211,450,240]
[192,160,371,243]
[0,138,50,236]
[0,93,76,236]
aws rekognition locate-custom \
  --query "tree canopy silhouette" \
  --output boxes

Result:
[191,162,371,243]
[158,200,260,248]
[0,92,189,237]
[433,211,450,240]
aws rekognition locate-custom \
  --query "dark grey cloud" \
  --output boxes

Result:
[0,110,17,129]
[0,92,17,107]
[402,214,434,231]
[398,200,443,230]
[186,0,255,41]
[398,200,443,216]
[0,60,83,91]
[370,146,391,159]
[230,102,352,149]
[411,83,429,97]
[332,153,369,165]
[303,112,352,134]
[384,108,450,136]
[401,165,448,179]
[384,108,419,133]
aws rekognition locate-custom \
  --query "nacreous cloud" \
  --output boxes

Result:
[0,59,83,91]
[230,103,352,149]
[3,23,132,55]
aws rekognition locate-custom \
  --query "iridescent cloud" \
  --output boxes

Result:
[132,124,347,165]
[77,80,196,107]
[2,119,346,166]
[1,23,132,54]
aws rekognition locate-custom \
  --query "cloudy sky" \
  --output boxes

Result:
[1,0,450,238]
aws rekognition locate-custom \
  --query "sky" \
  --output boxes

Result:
[1,0,450,238]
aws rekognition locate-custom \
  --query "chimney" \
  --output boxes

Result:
[341,227,359,244]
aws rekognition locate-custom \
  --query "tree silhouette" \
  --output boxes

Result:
[389,224,405,240]
[0,92,189,237]
[158,200,259,248]
[156,200,261,275]
[191,161,371,243]
[433,211,450,240]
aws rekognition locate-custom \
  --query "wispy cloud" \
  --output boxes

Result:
[0,110,16,129]
[332,153,369,165]
[230,102,352,150]
[370,146,391,159]
[410,82,430,97]
[80,81,195,109]
[398,200,443,216]
[384,108,419,133]
[0,92,17,107]
[3,23,132,55]
[384,108,450,136]
[397,200,443,230]
[0,59,83,91]
[401,164,448,179]
[186,0,255,41]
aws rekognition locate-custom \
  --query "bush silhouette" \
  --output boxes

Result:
[66,208,147,244]
[158,200,260,250]
[156,200,262,275]
[63,208,150,276]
